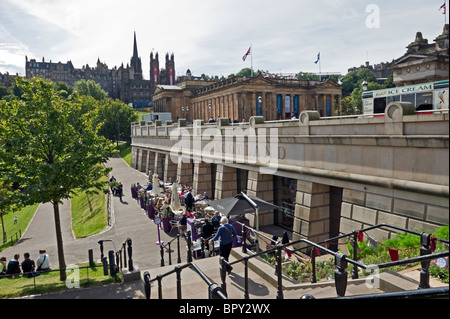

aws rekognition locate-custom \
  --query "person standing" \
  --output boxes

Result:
[209,217,237,274]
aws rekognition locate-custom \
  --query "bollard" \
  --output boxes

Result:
[160,244,165,267]
[98,240,104,259]
[242,224,247,254]
[102,256,108,276]
[88,248,95,267]
[143,271,151,299]
[334,252,348,297]
[108,250,116,277]
[275,245,284,299]
[127,238,134,271]
[186,231,193,263]
[177,234,181,264]
[419,232,432,289]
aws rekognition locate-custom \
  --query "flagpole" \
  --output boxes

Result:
[250,43,254,77]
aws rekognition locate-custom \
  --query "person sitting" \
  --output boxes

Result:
[211,211,221,229]
[145,182,153,191]
[200,192,208,201]
[36,249,50,271]
[6,254,21,276]
[21,252,36,278]
[0,257,7,277]
[179,212,188,235]
[202,220,215,241]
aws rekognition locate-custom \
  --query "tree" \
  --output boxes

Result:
[93,98,139,144]
[297,72,320,81]
[0,78,116,280]
[74,79,107,100]
[0,181,22,242]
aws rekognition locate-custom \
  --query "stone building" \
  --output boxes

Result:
[347,61,393,83]
[24,32,175,107]
[152,72,342,122]
[389,24,449,86]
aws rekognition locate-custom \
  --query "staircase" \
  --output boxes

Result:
[142,248,446,299]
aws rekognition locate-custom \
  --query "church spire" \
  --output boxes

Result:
[130,31,143,80]
[133,31,138,59]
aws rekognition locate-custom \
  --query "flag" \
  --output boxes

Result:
[314,52,320,64]
[242,47,251,61]
[440,2,446,14]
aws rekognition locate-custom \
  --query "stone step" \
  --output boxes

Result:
[143,248,439,299]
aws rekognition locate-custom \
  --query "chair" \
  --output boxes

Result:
[170,220,180,235]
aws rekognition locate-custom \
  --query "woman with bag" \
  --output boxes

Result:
[209,217,237,274]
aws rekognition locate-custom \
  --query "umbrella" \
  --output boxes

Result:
[152,173,162,195]
[208,193,278,217]
[170,182,182,211]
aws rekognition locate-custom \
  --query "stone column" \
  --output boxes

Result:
[131,147,139,169]
[146,151,156,177]
[292,180,330,251]
[154,152,165,180]
[164,154,178,183]
[246,171,274,228]
[139,149,148,173]
[215,165,238,199]
[193,162,213,196]
[177,157,193,185]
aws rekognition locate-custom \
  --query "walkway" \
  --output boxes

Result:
[3,157,183,298]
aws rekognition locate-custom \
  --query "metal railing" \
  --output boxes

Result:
[143,222,448,299]
[143,262,227,299]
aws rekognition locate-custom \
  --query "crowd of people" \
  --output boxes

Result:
[0,249,51,278]
[133,174,242,273]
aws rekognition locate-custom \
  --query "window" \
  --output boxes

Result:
[416,92,433,111]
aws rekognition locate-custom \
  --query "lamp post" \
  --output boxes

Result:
[362,80,368,91]
[186,105,189,123]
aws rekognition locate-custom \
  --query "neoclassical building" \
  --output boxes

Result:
[389,24,449,86]
[152,73,342,122]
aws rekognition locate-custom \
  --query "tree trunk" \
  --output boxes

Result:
[1,213,6,243]
[52,202,67,281]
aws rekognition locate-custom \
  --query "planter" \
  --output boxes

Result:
[147,205,155,219]
[131,187,138,199]
[162,216,172,233]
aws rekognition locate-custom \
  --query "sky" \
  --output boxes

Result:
[0,0,448,79]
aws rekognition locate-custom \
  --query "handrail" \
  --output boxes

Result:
[228,222,449,298]
[143,262,227,299]
[142,222,448,299]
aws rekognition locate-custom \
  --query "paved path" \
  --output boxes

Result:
[3,157,186,298]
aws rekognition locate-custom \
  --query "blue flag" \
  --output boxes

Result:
[314,52,320,64]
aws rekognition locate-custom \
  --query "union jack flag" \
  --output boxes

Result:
[242,47,251,61]
[439,2,446,14]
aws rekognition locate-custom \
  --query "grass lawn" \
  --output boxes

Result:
[0,262,121,299]
[71,174,109,238]
[116,142,132,166]
[1,204,39,251]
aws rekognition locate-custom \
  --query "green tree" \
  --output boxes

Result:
[297,72,320,81]
[53,81,74,98]
[74,79,107,100]
[0,181,22,242]
[0,78,116,280]
[94,98,139,144]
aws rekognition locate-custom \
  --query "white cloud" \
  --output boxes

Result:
[1,0,447,78]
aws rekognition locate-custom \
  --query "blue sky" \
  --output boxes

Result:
[0,0,448,79]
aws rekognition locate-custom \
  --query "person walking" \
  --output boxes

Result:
[209,217,237,274]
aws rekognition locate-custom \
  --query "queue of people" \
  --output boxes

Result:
[0,249,51,278]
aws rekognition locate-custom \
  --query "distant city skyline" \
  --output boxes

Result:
[1,0,448,79]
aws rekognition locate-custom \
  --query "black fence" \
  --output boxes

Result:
[143,223,449,299]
